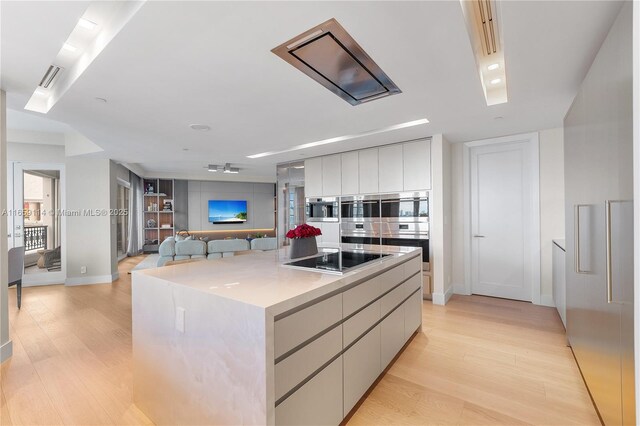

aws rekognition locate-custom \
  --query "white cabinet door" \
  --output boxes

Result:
[404,290,422,341]
[378,144,403,193]
[322,155,342,196]
[275,356,343,426]
[380,306,405,368]
[403,139,431,190]
[358,148,379,194]
[341,151,359,195]
[304,158,322,198]
[343,325,381,415]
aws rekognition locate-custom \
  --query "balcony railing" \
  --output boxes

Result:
[24,225,47,251]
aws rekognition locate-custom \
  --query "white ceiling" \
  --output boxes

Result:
[1,1,624,180]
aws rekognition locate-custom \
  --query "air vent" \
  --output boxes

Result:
[39,65,63,89]
[477,0,497,55]
[272,18,401,106]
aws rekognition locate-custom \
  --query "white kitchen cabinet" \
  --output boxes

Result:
[321,155,342,196]
[341,151,359,195]
[304,158,322,198]
[403,139,431,190]
[552,240,566,328]
[381,306,405,367]
[404,290,422,341]
[358,148,379,194]
[378,144,403,193]
[343,325,381,415]
[275,356,343,426]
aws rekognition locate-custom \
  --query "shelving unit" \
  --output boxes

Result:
[143,178,175,253]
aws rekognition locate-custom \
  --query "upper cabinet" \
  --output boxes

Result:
[341,152,359,195]
[304,157,322,198]
[303,138,431,198]
[322,155,342,196]
[403,140,431,191]
[358,148,379,194]
[378,144,404,193]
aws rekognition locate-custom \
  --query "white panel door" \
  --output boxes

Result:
[321,155,341,196]
[341,152,359,195]
[403,139,431,190]
[378,145,403,193]
[358,149,379,194]
[304,158,322,198]
[470,141,533,301]
[320,222,340,245]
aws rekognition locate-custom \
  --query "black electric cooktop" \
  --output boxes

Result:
[284,250,390,273]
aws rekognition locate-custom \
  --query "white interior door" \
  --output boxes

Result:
[470,140,536,301]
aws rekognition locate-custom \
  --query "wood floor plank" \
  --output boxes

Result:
[2,258,599,425]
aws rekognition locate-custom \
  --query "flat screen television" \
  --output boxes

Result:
[208,200,247,224]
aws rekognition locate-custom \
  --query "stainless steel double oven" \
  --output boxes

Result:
[340,192,429,271]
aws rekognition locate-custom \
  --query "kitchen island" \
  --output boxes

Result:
[132,244,423,425]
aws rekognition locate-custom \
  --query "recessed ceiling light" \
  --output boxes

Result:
[487,63,500,71]
[494,116,504,120]
[247,118,429,159]
[490,78,502,85]
[62,43,77,52]
[190,124,210,131]
[95,97,107,103]
[78,18,97,30]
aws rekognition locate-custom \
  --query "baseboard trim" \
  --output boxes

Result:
[1,340,13,363]
[539,294,556,307]
[65,273,117,286]
[432,286,454,306]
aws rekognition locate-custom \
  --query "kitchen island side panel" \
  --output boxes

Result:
[132,273,270,425]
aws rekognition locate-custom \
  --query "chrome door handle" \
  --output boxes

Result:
[574,204,589,274]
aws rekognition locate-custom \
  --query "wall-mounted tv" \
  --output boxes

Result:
[208,200,247,224]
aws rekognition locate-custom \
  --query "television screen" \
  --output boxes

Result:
[208,200,247,224]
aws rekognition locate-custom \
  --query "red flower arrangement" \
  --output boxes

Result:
[286,223,322,239]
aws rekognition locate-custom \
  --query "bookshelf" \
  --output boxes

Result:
[143,178,175,253]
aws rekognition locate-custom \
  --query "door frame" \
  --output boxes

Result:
[462,132,541,304]
[9,161,66,286]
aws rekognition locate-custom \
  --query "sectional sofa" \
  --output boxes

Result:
[157,237,277,267]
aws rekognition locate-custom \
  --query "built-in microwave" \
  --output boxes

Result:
[380,192,429,223]
[305,197,339,222]
[340,195,381,222]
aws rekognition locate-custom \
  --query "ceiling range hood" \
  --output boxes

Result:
[272,18,401,106]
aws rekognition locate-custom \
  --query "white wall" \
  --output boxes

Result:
[187,181,275,231]
[0,90,12,362]
[430,134,453,305]
[539,128,565,304]
[7,142,65,163]
[65,157,115,285]
[450,128,565,305]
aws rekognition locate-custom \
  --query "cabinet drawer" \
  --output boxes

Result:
[275,356,343,426]
[275,326,342,401]
[380,282,406,317]
[343,300,380,347]
[275,293,342,358]
[381,305,405,368]
[404,255,422,279]
[404,290,422,341]
[378,265,405,295]
[343,325,381,415]
[343,276,382,317]
[404,273,422,297]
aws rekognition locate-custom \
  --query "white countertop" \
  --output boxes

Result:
[134,243,421,315]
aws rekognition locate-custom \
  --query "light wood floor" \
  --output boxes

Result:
[1,256,599,425]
